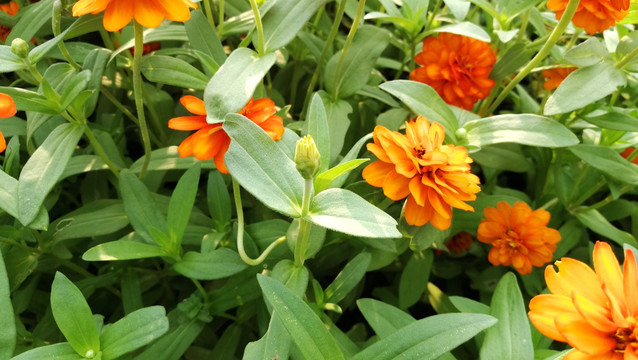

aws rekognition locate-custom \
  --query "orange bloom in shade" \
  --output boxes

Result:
[0,93,18,153]
[477,201,561,275]
[445,231,473,255]
[168,96,284,174]
[529,241,638,359]
[361,116,481,230]
[410,33,496,111]
[542,67,577,90]
[0,1,19,43]
[621,148,638,165]
[547,0,629,35]
[72,0,197,32]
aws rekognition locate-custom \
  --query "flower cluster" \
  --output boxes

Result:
[362,116,481,230]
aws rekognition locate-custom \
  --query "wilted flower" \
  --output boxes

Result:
[547,0,629,35]
[445,231,473,255]
[0,93,17,153]
[0,1,19,43]
[542,67,577,90]
[362,116,480,230]
[72,0,197,32]
[410,33,496,111]
[477,201,561,275]
[529,241,638,359]
[168,96,284,174]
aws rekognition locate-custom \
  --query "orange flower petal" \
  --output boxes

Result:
[571,293,617,333]
[555,313,616,355]
[133,0,165,29]
[545,258,607,305]
[362,161,395,188]
[404,195,432,227]
[72,0,110,17]
[0,93,17,118]
[0,130,5,153]
[623,249,638,315]
[103,0,134,32]
[180,95,207,115]
[382,170,411,201]
[213,139,230,174]
[528,294,574,342]
[168,116,207,131]
[157,0,194,22]
[593,241,626,314]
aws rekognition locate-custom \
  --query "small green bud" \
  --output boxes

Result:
[11,38,29,59]
[295,135,321,179]
[84,349,96,358]
[455,127,467,140]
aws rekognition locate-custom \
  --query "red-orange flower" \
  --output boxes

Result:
[445,231,473,255]
[362,116,481,230]
[0,1,19,43]
[72,0,197,32]
[547,0,629,35]
[529,241,638,359]
[168,96,284,174]
[477,201,561,275]
[0,93,17,153]
[621,147,638,165]
[410,33,496,111]
[542,67,577,90]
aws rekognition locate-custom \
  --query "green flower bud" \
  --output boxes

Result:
[295,135,321,179]
[455,127,467,140]
[11,38,29,59]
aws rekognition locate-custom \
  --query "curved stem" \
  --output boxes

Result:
[248,0,265,56]
[133,21,152,179]
[191,279,209,303]
[479,0,581,116]
[616,45,638,69]
[232,178,286,266]
[331,0,367,101]
[294,178,314,267]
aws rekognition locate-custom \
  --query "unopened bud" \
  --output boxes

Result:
[455,127,467,140]
[295,135,321,179]
[11,38,29,59]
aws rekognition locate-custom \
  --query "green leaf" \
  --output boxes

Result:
[223,113,304,217]
[81,48,111,115]
[490,43,533,82]
[243,313,291,360]
[314,159,369,193]
[325,26,391,99]
[380,80,458,142]
[28,24,73,65]
[574,209,638,248]
[399,250,433,309]
[0,46,26,73]
[119,169,167,244]
[357,298,416,338]
[568,144,638,185]
[351,313,497,360]
[173,249,248,280]
[584,111,638,132]
[100,306,169,360]
[309,189,401,238]
[204,48,276,123]
[544,62,626,116]
[0,253,15,359]
[257,274,345,360]
[10,343,82,360]
[563,37,610,67]
[480,272,533,360]
[49,200,129,242]
[58,70,91,111]
[306,93,331,172]
[261,0,327,52]
[128,146,216,173]
[429,22,490,42]
[317,91,353,164]
[185,10,226,66]
[325,252,371,304]
[207,170,231,232]
[82,240,166,261]
[463,114,579,149]
[50,272,100,357]
[110,25,188,59]
[141,55,209,90]
[0,170,18,219]
[167,164,201,248]
[6,0,52,44]
[18,123,83,225]
[363,13,420,34]
[135,317,205,360]
[271,259,309,297]
[472,144,531,173]
[0,86,59,114]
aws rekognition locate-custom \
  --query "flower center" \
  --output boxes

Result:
[615,318,638,352]
[415,146,426,158]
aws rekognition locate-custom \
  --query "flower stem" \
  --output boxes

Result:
[133,21,152,179]
[248,0,265,56]
[218,0,225,36]
[616,45,638,69]
[203,0,216,30]
[479,0,581,116]
[331,0,367,101]
[232,178,286,266]
[82,124,121,177]
[294,178,314,267]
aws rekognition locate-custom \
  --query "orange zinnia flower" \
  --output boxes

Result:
[477,201,561,275]
[168,96,284,174]
[0,1,19,43]
[362,116,481,230]
[542,67,577,90]
[0,93,17,153]
[621,147,638,165]
[547,0,629,35]
[410,33,496,111]
[72,0,197,32]
[529,241,638,359]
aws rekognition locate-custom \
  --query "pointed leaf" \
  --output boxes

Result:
[325,252,371,304]
[82,240,166,261]
[0,253,15,359]
[167,164,201,247]
[119,169,167,244]
[357,298,416,338]
[306,93,331,172]
[100,306,169,360]
[173,249,248,280]
[262,0,327,52]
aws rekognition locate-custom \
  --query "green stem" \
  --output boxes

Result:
[425,0,443,31]
[479,0,581,116]
[232,178,286,266]
[26,65,43,83]
[0,236,40,253]
[300,0,347,117]
[133,21,152,179]
[294,178,314,267]
[572,178,606,208]
[248,0,265,56]
[576,186,633,213]
[191,279,209,303]
[203,0,216,30]
[218,0,225,36]
[516,9,531,43]
[616,44,638,69]
[83,124,121,177]
[331,0,367,101]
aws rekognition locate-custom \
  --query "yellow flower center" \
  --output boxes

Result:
[615,318,638,352]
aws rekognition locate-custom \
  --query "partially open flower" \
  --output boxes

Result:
[0,93,18,153]
[362,116,480,230]
[542,67,577,90]
[0,1,19,43]
[547,0,629,35]
[477,201,561,275]
[168,96,284,174]
[529,241,638,359]
[410,33,496,111]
